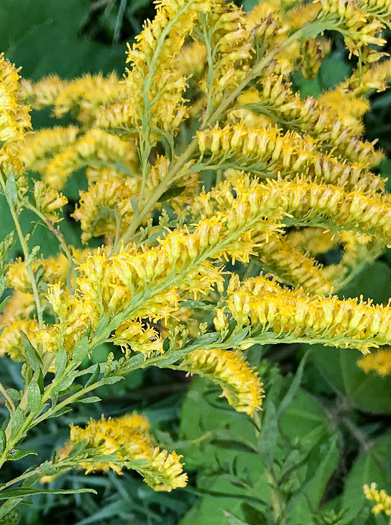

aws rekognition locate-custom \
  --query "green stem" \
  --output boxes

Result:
[114,139,198,249]
[25,202,76,292]
[341,416,373,451]
[0,383,15,413]
[0,465,45,491]
[0,357,80,469]
[0,177,44,330]
[265,467,286,524]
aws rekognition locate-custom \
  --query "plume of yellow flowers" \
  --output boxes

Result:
[56,413,187,492]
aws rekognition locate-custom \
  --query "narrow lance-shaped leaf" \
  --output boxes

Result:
[27,380,41,413]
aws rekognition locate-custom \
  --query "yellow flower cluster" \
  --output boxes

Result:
[364,483,391,516]
[20,75,67,110]
[0,54,30,147]
[236,76,382,169]
[39,222,231,353]
[0,319,39,361]
[180,349,263,416]
[7,254,70,293]
[198,125,383,191]
[0,54,30,190]
[227,275,391,353]
[41,129,138,190]
[319,0,387,58]
[33,181,68,224]
[253,232,334,295]
[357,349,391,376]
[65,413,187,491]
[21,126,79,172]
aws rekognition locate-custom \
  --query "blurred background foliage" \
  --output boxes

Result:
[1,0,391,524]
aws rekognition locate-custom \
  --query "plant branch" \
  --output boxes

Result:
[0,175,44,330]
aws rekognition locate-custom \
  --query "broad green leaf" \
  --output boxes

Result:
[0,0,125,81]
[342,435,391,522]
[287,434,340,516]
[339,262,391,305]
[55,371,78,394]
[180,378,338,525]
[319,54,352,91]
[224,511,249,525]
[311,345,391,414]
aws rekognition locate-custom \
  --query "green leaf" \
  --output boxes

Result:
[4,173,17,207]
[55,346,67,377]
[338,262,391,304]
[22,333,43,371]
[7,449,38,461]
[94,314,110,339]
[0,499,23,521]
[47,407,72,419]
[0,429,6,454]
[224,511,249,525]
[342,435,391,521]
[72,336,90,363]
[77,396,101,404]
[85,364,100,387]
[158,185,185,202]
[67,440,86,459]
[55,371,78,394]
[5,389,20,403]
[100,376,124,386]
[319,54,352,91]
[0,296,10,315]
[311,345,391,414]
[27,380,41,413]
[257,400,277,468]
[277,351,308,418]
[0,0,125,81]
[10,408,24,439]
[291,19,339,39]
[0,487,96,500]
[287,434,340,513]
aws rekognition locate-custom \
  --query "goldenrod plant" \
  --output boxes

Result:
[1,0,391,522]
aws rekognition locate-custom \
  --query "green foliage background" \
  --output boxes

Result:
[1,0,391,524]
